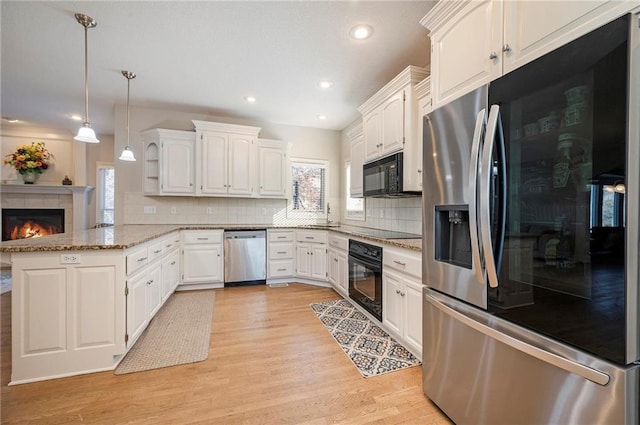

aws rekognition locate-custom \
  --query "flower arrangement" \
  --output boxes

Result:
[4,142,53,174]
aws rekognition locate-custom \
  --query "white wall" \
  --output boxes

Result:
[113,104,342,225]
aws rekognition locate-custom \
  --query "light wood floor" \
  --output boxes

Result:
[1,284,452,424]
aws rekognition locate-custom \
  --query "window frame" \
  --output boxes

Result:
[344,161,365,221]
[96,162,115,225]
[288,158,329,219]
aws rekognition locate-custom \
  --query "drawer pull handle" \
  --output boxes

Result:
[165,244,173,248]
[153,249,162,254]
[489,52,498,60]
[277,251,287,254]
[197,237,209,241]
[137,257,147,262]
[305,236,315,240]
[393,260,407,266]
[277,268,287,271]
[170,261,176,266]
[277,236,287,239]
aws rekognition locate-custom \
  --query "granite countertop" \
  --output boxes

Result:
[0,224,422,253]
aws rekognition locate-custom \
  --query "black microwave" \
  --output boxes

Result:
[363,152,414,197]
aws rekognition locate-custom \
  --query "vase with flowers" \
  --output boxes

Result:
[3,142,53,184]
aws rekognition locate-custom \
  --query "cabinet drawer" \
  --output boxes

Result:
[383,248,421,279]
[269,243,294,260]
[148,240,164,262]
[328,234,348,251]
[269,260,294,277]
[126,246,149,275]
[296,230,327,244]
[163,233,181,251]
[269,230,294,242]
[182,230,223,244]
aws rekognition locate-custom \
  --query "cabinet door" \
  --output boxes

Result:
[381,91,404,156]
[502,0,634,74]
[228,135,254,196]
[328,248,338,286]
[382,270,402,336]
[161,250,179,302]
[200,132,228,194]
[350,133,365,197]
[258,144,287,198]
[182,244,223,283]
[146,266,162,318]
[310,245,327,281]
[363,110,382,162]
[295,244,311,278]
[430,0,501,108]
[403,278,424,355]
[126,273,148,346]
[337,250,349,295]
[162,138,195,194]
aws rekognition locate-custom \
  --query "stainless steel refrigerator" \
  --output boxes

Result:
[421,14,640,425]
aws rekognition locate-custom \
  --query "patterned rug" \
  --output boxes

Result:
[310,299,421,378]
[0,269,11,294]
[115,290,215,375]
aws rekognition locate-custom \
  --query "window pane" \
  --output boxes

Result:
[98,166,115,225]
[602,189,615,227]
[292,164,325,212]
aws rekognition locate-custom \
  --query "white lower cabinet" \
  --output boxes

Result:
[127,270,149,346]
[295,230,328,282]
[327,233,349,296]
[267,229,295,280]
[181,230,224,287]
[161,249,180,302]
[146,266,162,318]
[382,246,424,357]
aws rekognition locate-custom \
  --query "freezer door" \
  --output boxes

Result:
[422,86,489,308]
[422,287,639,425]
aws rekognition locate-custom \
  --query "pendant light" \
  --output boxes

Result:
[119,71,137,161]
[74,13,99,143]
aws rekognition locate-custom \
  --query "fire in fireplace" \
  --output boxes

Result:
[2,209,65,241]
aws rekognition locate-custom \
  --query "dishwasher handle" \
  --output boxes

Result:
[224,230,266,240]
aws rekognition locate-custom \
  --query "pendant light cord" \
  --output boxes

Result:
[126,76,130,147]
[83,25,89,124]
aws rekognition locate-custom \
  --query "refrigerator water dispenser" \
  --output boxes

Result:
[434,205,472,269]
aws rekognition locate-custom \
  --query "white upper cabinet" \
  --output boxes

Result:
[193,121,261,197]
[358,65,429,193]
[257,139,290,198]
[142,129,196,196]
[347,124,364,198]
[415,76,432,190]
[422,0,638,110]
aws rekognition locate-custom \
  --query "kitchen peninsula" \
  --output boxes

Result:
[0,224,421,385]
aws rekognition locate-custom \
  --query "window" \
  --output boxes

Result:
[96,163,115,225]
[345,162,364,220]
[590,183,625,228]
[290,159,328,216]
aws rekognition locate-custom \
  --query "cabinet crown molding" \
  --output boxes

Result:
[420,0,471,35]
[357,65,430,116]
[140,128,195,139]
[346,123,363,139]
[414,76,432,99]
[192,120,261,136]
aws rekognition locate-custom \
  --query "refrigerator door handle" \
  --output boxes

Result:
[480,105,500,288]
[468,108,486,285]
[424,293,611,386]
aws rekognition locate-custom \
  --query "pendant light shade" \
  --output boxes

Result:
[74,13,99,144]
[119,71,137,161]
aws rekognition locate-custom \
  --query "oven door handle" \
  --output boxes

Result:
[348,254,382,272]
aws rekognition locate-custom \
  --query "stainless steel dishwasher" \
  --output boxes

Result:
[223,229,266,286]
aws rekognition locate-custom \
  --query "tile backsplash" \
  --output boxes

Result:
[124,192,422,234]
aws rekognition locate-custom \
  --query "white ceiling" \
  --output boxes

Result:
[1,1,434,137]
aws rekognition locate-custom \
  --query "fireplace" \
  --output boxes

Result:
[2,209,65,241]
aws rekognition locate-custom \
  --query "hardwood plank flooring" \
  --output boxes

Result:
[1,284,452,424]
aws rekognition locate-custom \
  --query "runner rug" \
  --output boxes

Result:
[115,290,215,375]
[310,299,421,378]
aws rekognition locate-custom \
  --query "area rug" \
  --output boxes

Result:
[115,290,215,375]
[310,299,421,378]
[0,269,11,294]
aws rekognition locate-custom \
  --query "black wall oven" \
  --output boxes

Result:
[348,240,382,321]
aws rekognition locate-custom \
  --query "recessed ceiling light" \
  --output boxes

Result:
[350,24,373,40]
[244,96,256,103]
[318,80,333,89]
[68,114,83,121]
[317,115,327,120]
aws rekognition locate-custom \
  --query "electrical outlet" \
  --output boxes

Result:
[60,254,81,264]
[144,206,156,214]
[171,206,177,214]
[206,207,213,215]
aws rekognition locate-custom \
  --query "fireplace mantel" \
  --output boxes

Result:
[1,184,94,231]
